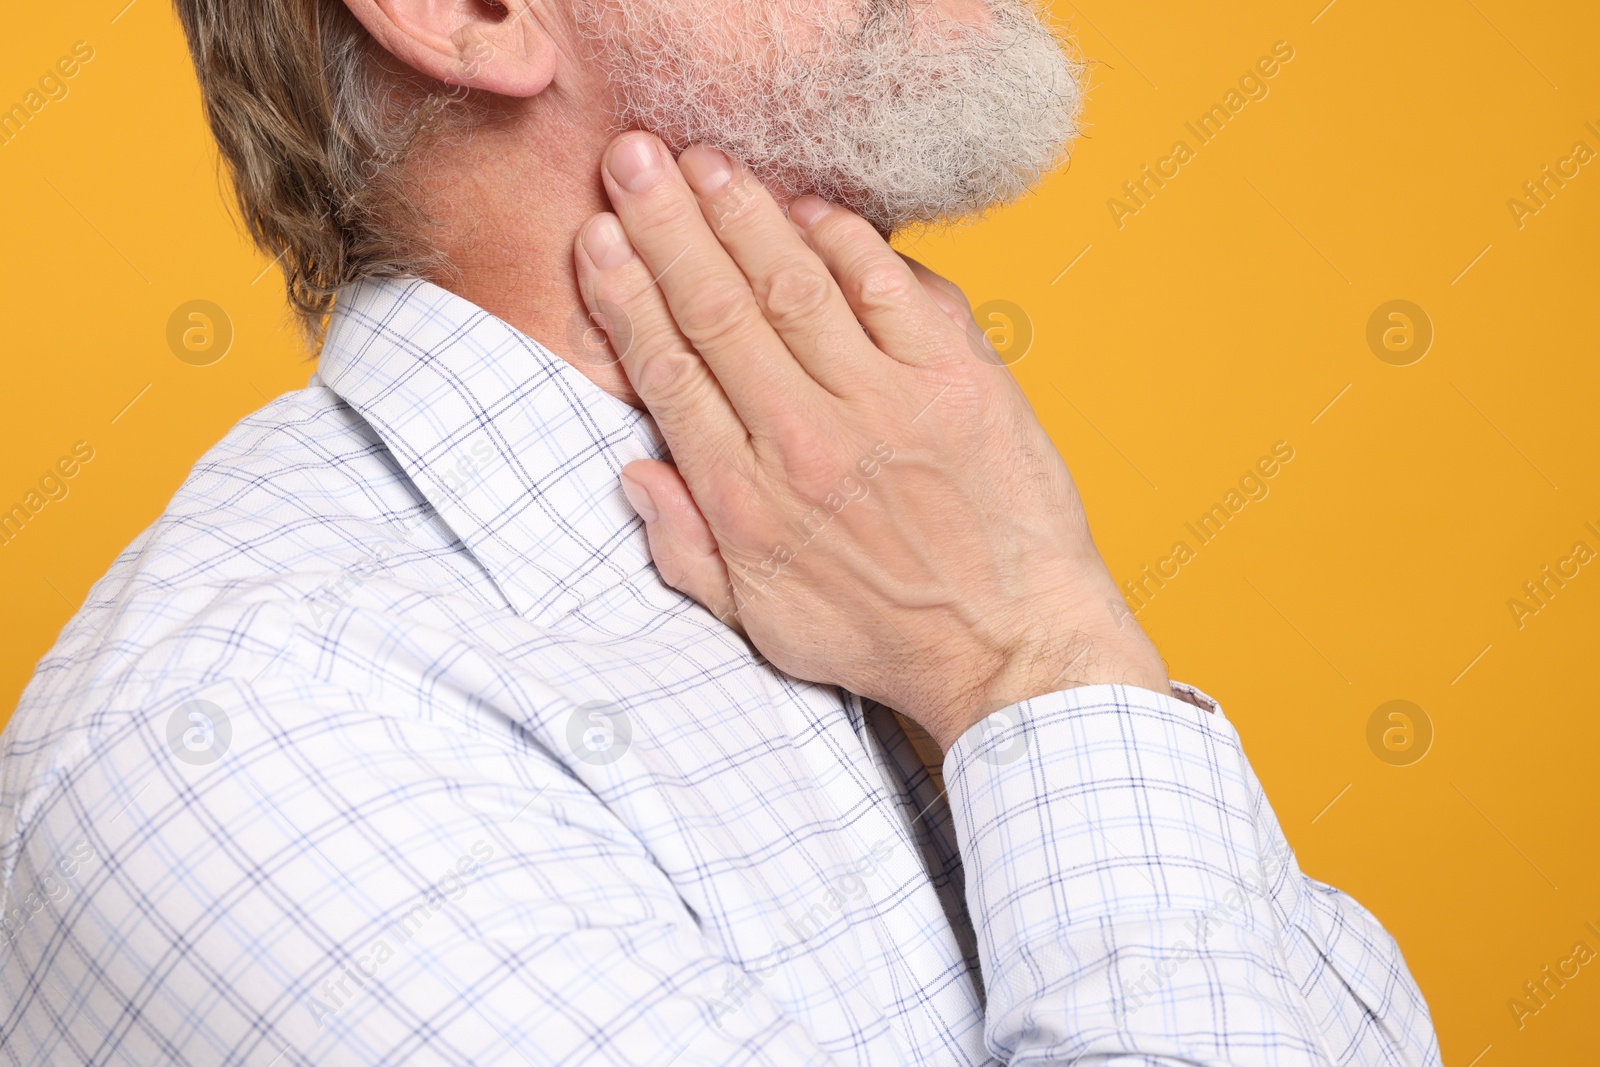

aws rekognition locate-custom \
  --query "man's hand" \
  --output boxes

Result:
[572,132,1167,750]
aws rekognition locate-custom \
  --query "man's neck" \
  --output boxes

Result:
[404,82,646,408]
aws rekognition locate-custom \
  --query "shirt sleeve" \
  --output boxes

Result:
[0,669,848,1067]
[943,683,1441,1067]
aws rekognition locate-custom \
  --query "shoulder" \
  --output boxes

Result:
[1,383,514,831]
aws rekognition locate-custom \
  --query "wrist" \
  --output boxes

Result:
[924,613,1169,752]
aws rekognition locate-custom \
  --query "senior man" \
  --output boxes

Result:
[0,0,1439,1063]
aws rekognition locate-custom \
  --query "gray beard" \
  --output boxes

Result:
[577,0,1083,233]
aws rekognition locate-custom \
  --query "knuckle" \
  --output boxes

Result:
[700,472,757,525]
[653,542,708,596]
[756,260,834,333]
[634,349,709,409]
[651,545,689,590]
[915,262,970,306]
[675,288,758,349]
[946,283,975,314]
[923,288,966,324]
[774,435,849,501]
[584,288,683,368]
[847,258,919,315]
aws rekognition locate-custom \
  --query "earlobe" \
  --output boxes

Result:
[448,18,557,97]
[340,0,557,99]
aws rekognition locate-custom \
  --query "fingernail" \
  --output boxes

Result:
[788,196,833,229]
[620,474,659,524]
[680,146,733,196]
[582,214,633,269]
[607,134,662,193]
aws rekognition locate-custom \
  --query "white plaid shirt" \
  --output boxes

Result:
[1,278,1439,1066]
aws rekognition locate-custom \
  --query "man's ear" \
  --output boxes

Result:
[341,0,557,98]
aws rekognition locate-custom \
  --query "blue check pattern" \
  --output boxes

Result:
[0,278,1439,1065]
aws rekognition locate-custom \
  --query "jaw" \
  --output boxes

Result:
[579,0,1079,232]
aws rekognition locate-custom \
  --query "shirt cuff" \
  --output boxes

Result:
[943,683,1309,1055]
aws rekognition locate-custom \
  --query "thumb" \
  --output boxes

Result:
[620,460,742,634]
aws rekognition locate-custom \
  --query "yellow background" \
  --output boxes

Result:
[3,1,1597,1062]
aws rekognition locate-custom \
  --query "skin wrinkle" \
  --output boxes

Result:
[575,0,1084,233]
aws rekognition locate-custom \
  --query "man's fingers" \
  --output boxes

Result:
[677,146,877,395]
[575,214,754,492]
[790,197,965,368]
[620,460,742,634]
[601,133,823,432]
[899,255,975,328]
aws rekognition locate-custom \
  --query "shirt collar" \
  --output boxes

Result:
[316,277,664,625]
